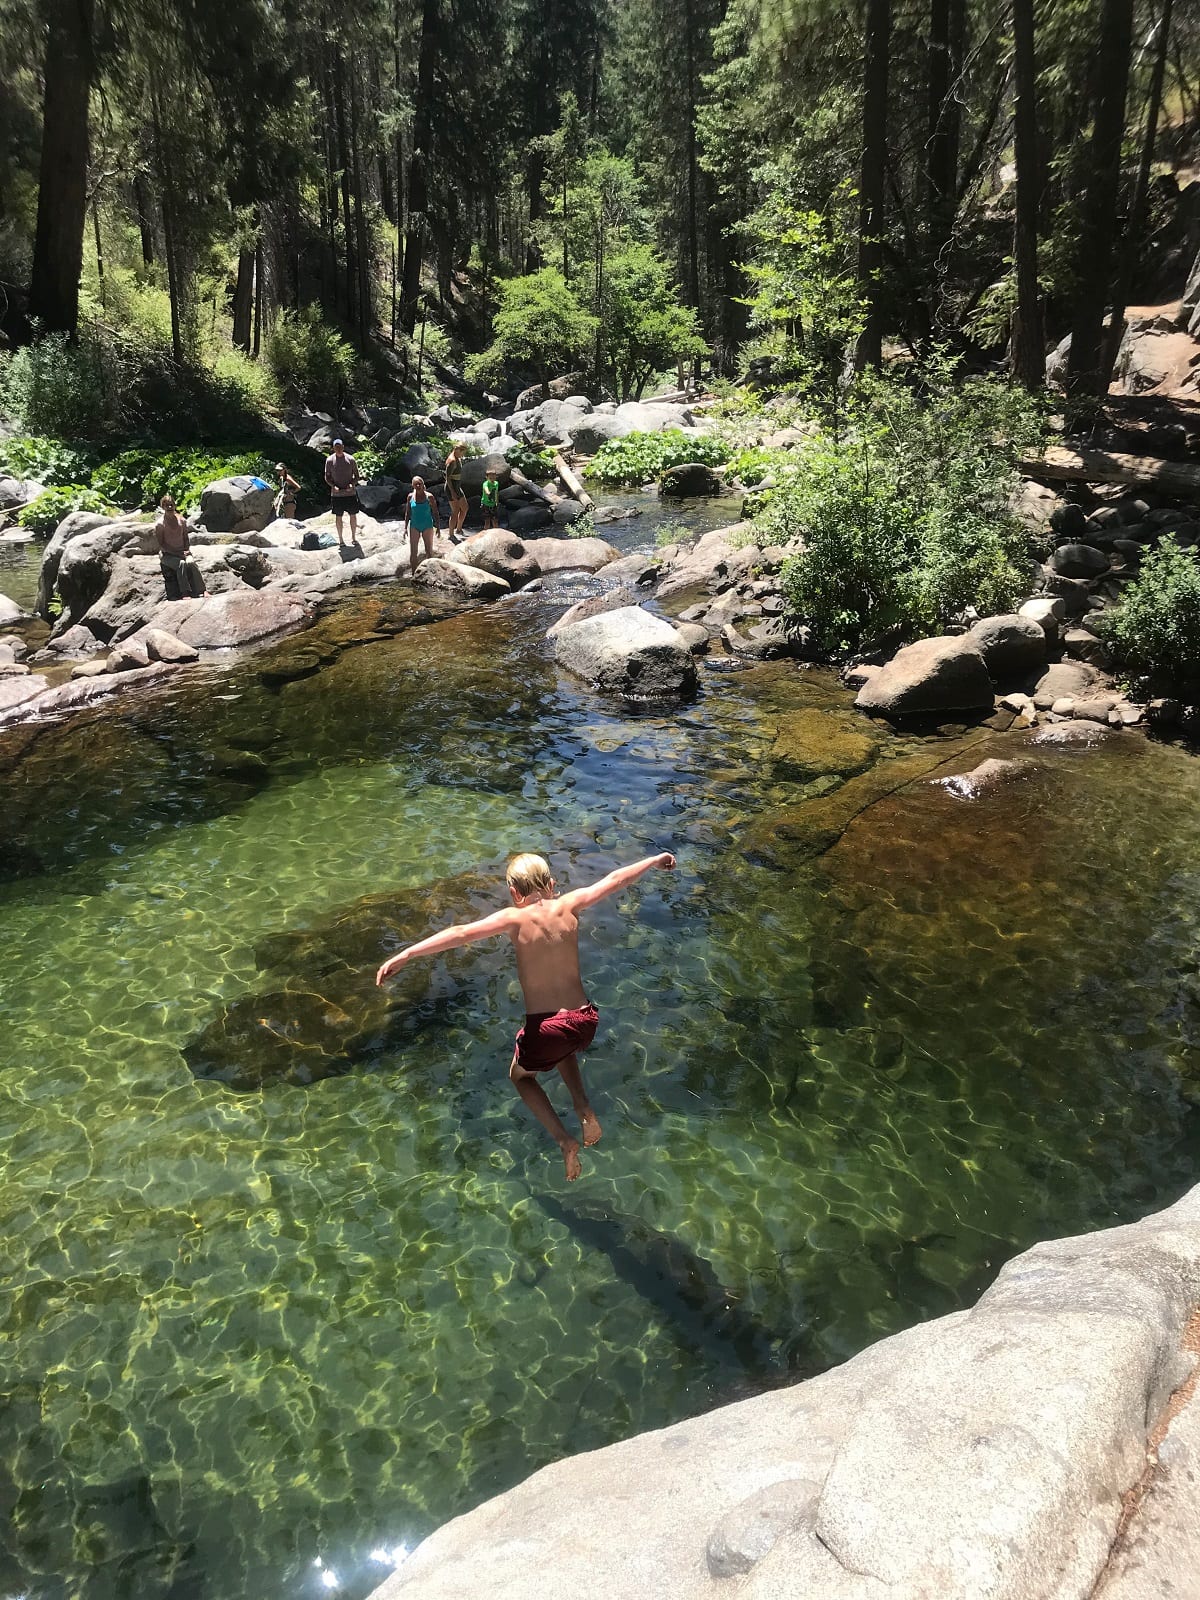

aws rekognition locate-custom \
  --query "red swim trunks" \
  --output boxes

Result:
[514,1003,599,1072]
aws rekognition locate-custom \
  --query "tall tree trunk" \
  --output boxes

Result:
[133,170,155,268]
[253,237,264,358]
[1066,0,1134,398]
[91,197,105,309]
[232,246,255,350]
[333,60,356,327]
[926,0,963,257]
[1010,0,1043,388]
[400,0,438,335]
[855,0,891,369]
[150,88,183,365]
[351,76,371,346]
[683,0,701,315]
[28,0,96,336]
[1100,0,1173,387]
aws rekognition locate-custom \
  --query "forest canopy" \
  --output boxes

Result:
[1,0,1198,428]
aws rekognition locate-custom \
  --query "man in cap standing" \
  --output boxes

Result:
[324,438,361,547]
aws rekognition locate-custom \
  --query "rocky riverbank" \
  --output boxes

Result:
[370,1185,1200,1600]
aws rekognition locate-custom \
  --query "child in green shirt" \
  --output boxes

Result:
[481,474,500,528]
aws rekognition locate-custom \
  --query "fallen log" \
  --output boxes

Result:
[551,452,594,512]
[1020,446,1200,498]
[508,466,558,507]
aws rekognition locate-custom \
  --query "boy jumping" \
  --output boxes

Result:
[375,851,676,1180]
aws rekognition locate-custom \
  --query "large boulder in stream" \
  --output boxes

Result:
[967,613,1047,683]
[855,634,995,719]
[550,603,697,700]
[453,530,540,588]
[42,514,152,621]
[182,870,510,1089]
[523,536,620,574]
[413,558,512,601]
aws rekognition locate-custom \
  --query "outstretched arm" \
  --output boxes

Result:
[375,906,517,986]
[560,852,676,914]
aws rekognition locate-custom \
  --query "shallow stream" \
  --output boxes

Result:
[1,500,1199,1599]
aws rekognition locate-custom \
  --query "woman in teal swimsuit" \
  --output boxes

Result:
[404,476,441,573]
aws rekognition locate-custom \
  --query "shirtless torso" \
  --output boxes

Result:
[506,898,589,1015]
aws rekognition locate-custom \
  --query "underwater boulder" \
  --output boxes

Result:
[182,868,510,1089]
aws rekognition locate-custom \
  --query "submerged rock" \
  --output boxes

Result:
[935,757,1031,798]
[182,869,511,1089]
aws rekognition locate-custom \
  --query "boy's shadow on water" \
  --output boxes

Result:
[339,540,365,562]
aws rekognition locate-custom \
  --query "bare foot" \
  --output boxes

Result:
[562,1141,582,1181]
[580,1109,603,1147]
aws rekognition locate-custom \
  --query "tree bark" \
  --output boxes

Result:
[1100,0,1173,388]
[150,87,183,365]
[232,246,254,350]
[333,59,356,328]
[855,0,891,370]
[28,0,96,336]
[351,75,371,346]
[253,236,264,358]
[926,0,963,256]
[1065,0,1134,398]
[683,0,701,315]
[1010,0,1043,389]
[400,0,438,335]
[133,169,155,268]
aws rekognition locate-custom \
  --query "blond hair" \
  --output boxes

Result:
[506,853,553,896]
[159,493,178,514]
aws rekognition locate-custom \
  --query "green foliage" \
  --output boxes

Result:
[725,444,800,485]
[600,245,706,400]
[505,442,556,478]
[88,448,162,506]
[0,435,99,487]
[1096,542,1200,684]
[738,178,863,410]
[0,323,268,442]
[17,485,116,537]
[584,428,730,486]
[265,307,360,405]
[0,331,109,437]
[353,446,386,481]
[769,360,1047,653]
[464,271,598,390]
[567,510,597,539]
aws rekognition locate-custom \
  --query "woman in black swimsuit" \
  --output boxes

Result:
[445,442,468,542]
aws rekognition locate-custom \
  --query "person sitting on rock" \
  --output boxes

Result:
[403,476,441,574]
[376,849,676,1181]
[154,495,206,601]
[324,439,361,547]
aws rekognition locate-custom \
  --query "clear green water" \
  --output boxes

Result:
[0,575,1199,1600]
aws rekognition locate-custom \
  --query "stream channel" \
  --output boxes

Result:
[0,495,1199,1598]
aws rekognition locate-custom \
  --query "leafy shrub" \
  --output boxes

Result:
[265,307,359,404]
[769,360,1046,653]
[18,485,116,537]
[584,429,730,486]
[89,448,161,506]
[1096,541,1200,684]
[0,331,110,437]
[506,442,556,478]
[0,435,100,487]
[464,270,598,391]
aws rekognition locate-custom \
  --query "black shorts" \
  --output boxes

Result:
[331,493,360,516]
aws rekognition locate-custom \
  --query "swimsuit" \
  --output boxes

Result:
[446,457,465,501]
[407,494,435,532]
[514,1002,599,1072]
